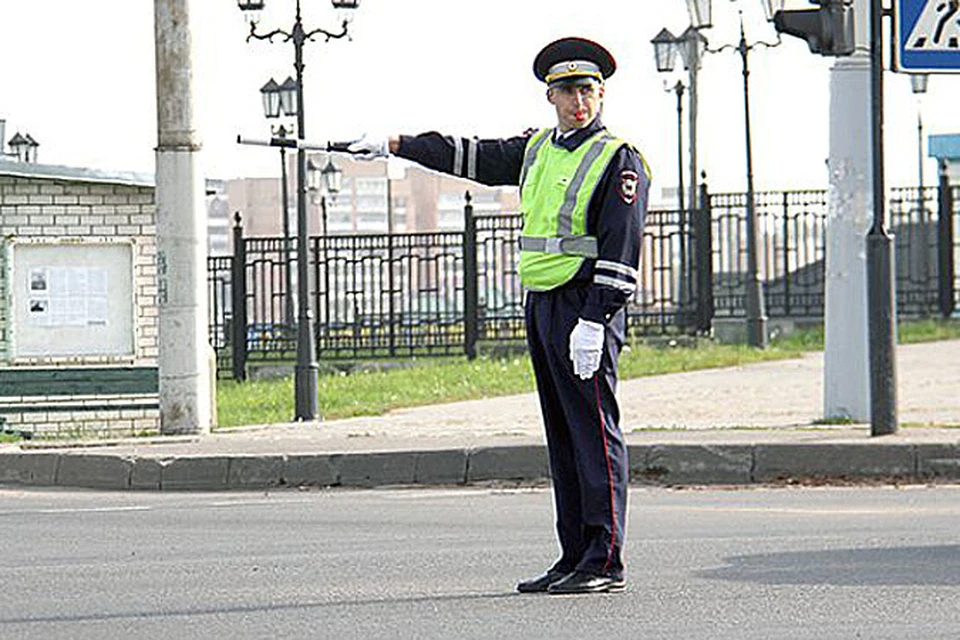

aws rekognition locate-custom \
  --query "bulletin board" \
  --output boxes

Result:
[10,241,135,358]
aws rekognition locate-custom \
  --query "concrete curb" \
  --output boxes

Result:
[4,443,960,491]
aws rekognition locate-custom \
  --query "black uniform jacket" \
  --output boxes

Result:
[396,117,650,325]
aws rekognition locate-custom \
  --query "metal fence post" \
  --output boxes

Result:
[694,176,714,334]
[463,191,479,360]
[387,224,397,358]
[938,162,956,318]
[781,191,791,317]
[230,212,248,381]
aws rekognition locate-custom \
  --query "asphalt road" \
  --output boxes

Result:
[2,484,960,639]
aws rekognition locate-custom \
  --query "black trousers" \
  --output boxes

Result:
[525,286,628,579]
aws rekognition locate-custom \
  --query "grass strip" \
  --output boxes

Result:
[218,340,805,428]
[217,318,960,428]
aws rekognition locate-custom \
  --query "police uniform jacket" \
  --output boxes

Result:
[395,117,650,324]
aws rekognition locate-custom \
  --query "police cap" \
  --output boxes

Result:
[533,37,617,86]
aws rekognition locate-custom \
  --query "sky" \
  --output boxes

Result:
[1,0,958,201]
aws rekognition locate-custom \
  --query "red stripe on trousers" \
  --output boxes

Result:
[594,376,617,574]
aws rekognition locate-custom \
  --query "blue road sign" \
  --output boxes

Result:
[896,0,960,72]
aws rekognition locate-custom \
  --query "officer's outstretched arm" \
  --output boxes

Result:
[394,132,529,187]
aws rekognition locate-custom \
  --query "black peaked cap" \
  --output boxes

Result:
[533,37,617,83]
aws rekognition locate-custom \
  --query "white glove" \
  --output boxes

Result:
[347,133,390,159]
[569,318,604,380]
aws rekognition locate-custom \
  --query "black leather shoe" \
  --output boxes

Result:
[516,569,570,593]
[547,571,626,594]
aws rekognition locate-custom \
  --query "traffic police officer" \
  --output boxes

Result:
[348,37,650,595]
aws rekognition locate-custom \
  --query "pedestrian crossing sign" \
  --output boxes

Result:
[896,0,960,72]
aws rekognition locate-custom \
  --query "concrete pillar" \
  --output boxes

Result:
[823,0,871,421]
[154,0,212,434]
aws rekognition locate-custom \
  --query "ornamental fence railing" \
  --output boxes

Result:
[208,176,959,379]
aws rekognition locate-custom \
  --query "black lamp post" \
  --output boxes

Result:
[668,80,686,296]
[261,79,296,330]
[651,22,705,217]
[910,74,929,217]
[732,14,770,349]
[653,1,709,223]
[307,156,342,236]
[308,155,341,358]
[320,158,342,238]
[238,0,359,422]
[655,0,777,348]
[910,73,930,285]
[321,158,342,192]
[651,29,690,326]
[652,21,706,330]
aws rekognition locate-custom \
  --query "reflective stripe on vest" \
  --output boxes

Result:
[519,129,551,190]
[518,129,624,291]
[518,235,598,257]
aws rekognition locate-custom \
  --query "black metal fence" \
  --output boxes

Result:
[209,180,960,378]
[315,231,467,359]
[709,189,829,320]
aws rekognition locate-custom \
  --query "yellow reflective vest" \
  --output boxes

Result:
[518,127,627,291]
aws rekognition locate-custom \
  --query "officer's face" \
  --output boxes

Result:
[547,80,604,131]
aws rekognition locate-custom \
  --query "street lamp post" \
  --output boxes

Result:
[307,156,342,237]
[238,0,359,422]
[308,155,341,356]
[733,16,769,349]
[673,0,711,225]
[269,117,296,330]
[910,73,930,285]
[654,0,775,348]
[911,74,929,218]
[669,80,686,242]
[670,80,689,325]
[651,30,699,328]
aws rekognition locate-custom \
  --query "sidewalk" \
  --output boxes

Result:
[2,340,960,490]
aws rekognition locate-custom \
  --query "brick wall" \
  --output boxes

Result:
[0,171,160,438]
[1,403,160,440]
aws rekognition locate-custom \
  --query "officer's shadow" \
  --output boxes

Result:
[697,545,960,586]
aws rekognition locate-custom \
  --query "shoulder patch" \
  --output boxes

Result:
[618,169,639,205]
